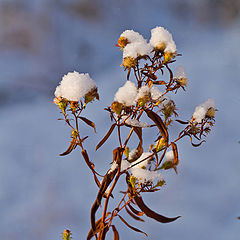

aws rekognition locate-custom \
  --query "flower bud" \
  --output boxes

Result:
[62,229,71,240]
[206,107,215,118]
[70,101,79,112]
[177,77,188,87]
[155,138,165,152]
[155,42,166,52]
[84,88,99,104]
[121,57,137,69]
[54,97,68,114]
[163,51,174,63]
[111,101,124,116]
[117,36,129,49]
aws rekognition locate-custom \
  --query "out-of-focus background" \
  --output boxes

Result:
[0,0,240,239]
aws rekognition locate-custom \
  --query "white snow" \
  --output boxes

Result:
[164,150,174,163]
[131,152,152,168]
[123,117,151,128]
[123,41,153,59]
[54,71,97,102]
[114,81,137,106]
[108,161,118,174]
[136,85,151,100]
[120,30,145,45]
[150,26,177,53]
[130,167,163,184]
[121,159,131,171]
[193,99,215,123]
[150,86,163,100]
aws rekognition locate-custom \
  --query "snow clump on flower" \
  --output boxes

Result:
[123,42,153,59]
[114,81,137,106]
[136,86,151,100]
[118,30,146,49]
[132,152,152,168]
[150,86,162,100]
[150,26,176,53]
[130,168,163,184]
[164,150,174,163]
[123,118,151,128]
[193,99,215,123]
[55,71,97,102]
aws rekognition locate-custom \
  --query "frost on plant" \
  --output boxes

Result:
[54,26,216,239]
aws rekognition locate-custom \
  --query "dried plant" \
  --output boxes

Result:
[54,27,216,239]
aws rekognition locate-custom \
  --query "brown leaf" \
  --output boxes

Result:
[125,204,144,222]
[186,134,206,147]
[118,215,148,237]
[145,109,169,144]
[95,124,116,151]
[128,203,144,216]
[134,195,181,223]
[87,213,110,240]
[153,80,165,85]
[175,119,189,124]
[79,116,96,133]
[111,225,119,240]
[171,142,179,166]
[59,138,77,156]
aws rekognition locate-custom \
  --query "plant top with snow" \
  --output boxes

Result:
[54,26,216,240]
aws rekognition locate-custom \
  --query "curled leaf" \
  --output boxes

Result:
[145,109,169,144]
[125,204,144,222]
[79,116,96,133]
[59,138,77,156]
[118,215,148,237]
[111,225,119,240]
[134,195,181,223]
[95,124,116,151]
[128,203,144,216]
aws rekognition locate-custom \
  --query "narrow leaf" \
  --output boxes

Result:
[171,142,179,166]
[118,215,148,237]
[95,124,116,151]
[111,225,119,240]
[79,116,96,133]
[125,204,144,222]
[175,119,189,124]
[153,80,165,85]
[87,213,110,240]
[145,109,169,144]
[128,203,144,216]
[59,139,77,156]
[134,195,181,223]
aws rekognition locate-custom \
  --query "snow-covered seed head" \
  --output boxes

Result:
[155,42,167,52]
[54,71,98,102]
[162,99,176,119]
[193,99,215,123]
[121,56,137,69]
[118,30,145,50]
[114,81,137,106]
[160,150,175,170]
[150,26,177,54]
[136,86,151,107]
[175,67,187,87]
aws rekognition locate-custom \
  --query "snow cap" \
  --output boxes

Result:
[55,71,97,102]
[150,26,176,53]
[114,81,137,106]
[193,99,215,123]
[123,41,153,59]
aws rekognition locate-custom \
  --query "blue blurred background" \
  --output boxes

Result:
[0,0,240,239]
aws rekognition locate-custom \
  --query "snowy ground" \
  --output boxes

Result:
[0,1,240,240]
